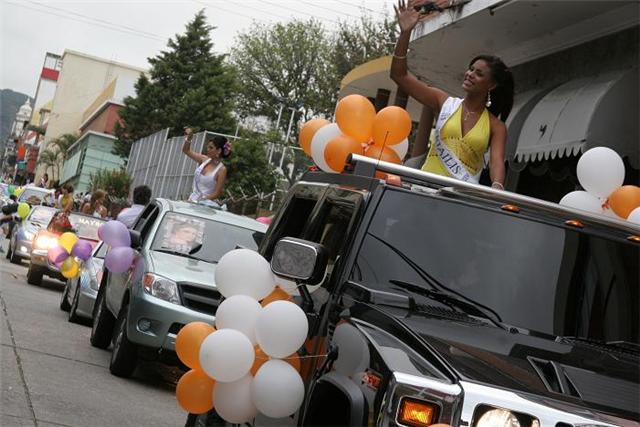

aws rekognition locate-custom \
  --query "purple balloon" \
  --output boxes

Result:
[105,247,135,273]
[71,239,93,261]
[48,245,69,265]
[99,220,131,248]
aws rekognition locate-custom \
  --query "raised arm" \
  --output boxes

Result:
[181,128,208,164]
[391,0,448,111]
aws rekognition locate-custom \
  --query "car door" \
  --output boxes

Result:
[106,203,160,314]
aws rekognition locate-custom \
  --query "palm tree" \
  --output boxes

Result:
[37,149,59,181]
[50,133,78,164]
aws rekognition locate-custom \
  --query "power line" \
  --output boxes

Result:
[298,1,360,19]
[5,1,167,42]
[27,1,166,40]
[328,0,389,16]
[258,0,341,24]
[192,0,272,22]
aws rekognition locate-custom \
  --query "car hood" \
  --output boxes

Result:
[145,250,217,288]
[351,303,639,420]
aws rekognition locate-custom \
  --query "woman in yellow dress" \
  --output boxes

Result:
[391,0,514,189]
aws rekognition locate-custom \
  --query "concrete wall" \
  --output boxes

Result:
[38,50,143,181]
[511,26,638,95]
[81,104,122,136]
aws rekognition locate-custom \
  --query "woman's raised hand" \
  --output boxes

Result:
[395,0,421,33]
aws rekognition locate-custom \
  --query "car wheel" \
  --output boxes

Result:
[68,282,82,323]
[60,280,72,311]
[9,237,20,264]
[26,264,43,286]
[90,285,115,349]
[109,303,137,378]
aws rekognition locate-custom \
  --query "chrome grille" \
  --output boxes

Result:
[178,283,220,316]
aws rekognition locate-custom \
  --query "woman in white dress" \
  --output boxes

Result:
[181,128,231,208]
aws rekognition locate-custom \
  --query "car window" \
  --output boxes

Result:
[151,212,264,264]
[134,204,160,241]
[68,214,106,241]
[94,243,108,259]
[351,188,639,344]
[28,207,56,225]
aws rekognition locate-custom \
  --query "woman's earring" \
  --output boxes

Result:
[486,92,492,108]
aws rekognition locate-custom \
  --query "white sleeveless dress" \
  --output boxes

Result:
[188,159,225,208]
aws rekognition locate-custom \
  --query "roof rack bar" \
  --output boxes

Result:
[347,154,640,234]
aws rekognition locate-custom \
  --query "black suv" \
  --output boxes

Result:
[192,154,639,427]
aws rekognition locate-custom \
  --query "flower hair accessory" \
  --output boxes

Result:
[223,141,232,156]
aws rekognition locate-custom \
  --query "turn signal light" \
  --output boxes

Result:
[565,219,584,228]
[501,204,521,213]
[627,235,640,243]
[397,398,438,427]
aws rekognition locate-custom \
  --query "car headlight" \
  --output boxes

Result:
[34,234,58,250]
[23,230,35,241]
[142,273,180,305]
[476,409,521,427]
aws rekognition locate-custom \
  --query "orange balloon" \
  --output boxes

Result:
[609,185,640,219]
[176,322,216,370]
[324,135,364,172]
[365,145,402,164]
[251,347,269,376]
[176,370,215,414]
[372,106,412,146]
[335,95,376,143]
[261,286,293,307]
[284,353,301,373]
[299,118,330,156]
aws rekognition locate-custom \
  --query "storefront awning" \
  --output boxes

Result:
[513,68,639,167]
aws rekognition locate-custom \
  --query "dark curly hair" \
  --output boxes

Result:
[209,135,232,159]
[469,55,514,122]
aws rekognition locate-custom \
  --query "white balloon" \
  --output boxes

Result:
[390,138,408,161]
[199,329,254,383]
[577,147,625,198]
[559,191,602,213]
[332,323,370,377]
[628,207,640,224]
[214,375,258,424]
[215,249,275,300]
[255,301,308,358]
[252,360,304,418]
[310,123,341,172]
[215,295,262,345]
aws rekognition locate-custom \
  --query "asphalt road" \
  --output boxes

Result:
[0,241,187,427]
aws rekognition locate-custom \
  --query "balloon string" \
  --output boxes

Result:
[255,354,329,361]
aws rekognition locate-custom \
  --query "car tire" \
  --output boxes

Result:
[90,284,115,349]
[68,282,82,323]
[60,280,72,311]
[26,264,43,286]
[5,230,13,260]
[8,237,20,264]
[109,303,137,378]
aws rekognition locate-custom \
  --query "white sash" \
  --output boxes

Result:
[434,97,482,184]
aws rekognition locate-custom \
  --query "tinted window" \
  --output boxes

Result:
[151,212,264,264]
[352,189,639,344]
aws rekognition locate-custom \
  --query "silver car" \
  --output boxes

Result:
[89,199,267,378]
[60,241,107,323]
[6,205,56,264]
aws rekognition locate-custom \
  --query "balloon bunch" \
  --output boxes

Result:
[175,249,307,424]
[98,221,135,273]
[47,232,93,279]
[299,94,412,173]
[560,147,640,224]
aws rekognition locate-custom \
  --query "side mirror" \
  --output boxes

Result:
[271,237,328,286]
[129,229,141,249]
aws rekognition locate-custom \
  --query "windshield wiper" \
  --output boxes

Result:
[154,248,202,262]
[367,233,507,331]
[559,336,640,353]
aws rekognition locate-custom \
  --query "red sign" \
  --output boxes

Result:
[41,67,60,81]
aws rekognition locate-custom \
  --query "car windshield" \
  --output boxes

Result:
[151,212,264,264]
[68,214,106,241]
[28,206,56,225]
[351,189,639,345]
[19,188,51,204]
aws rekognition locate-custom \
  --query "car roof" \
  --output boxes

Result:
[155,199,268,232]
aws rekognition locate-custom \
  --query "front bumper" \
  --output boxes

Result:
[13,238,33,259]
[126,284,215,352]
[31,249,65,280]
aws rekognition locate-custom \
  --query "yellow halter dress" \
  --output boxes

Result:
[422,102,491,180]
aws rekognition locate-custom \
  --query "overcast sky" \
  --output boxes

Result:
[1,0,395,97]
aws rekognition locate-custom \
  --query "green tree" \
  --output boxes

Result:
[224,130,278,198]
[37,150,59,181]
[38,133,78,181]
[114,10,237,157]
[230,20,335,143]
[89,168,133,199]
